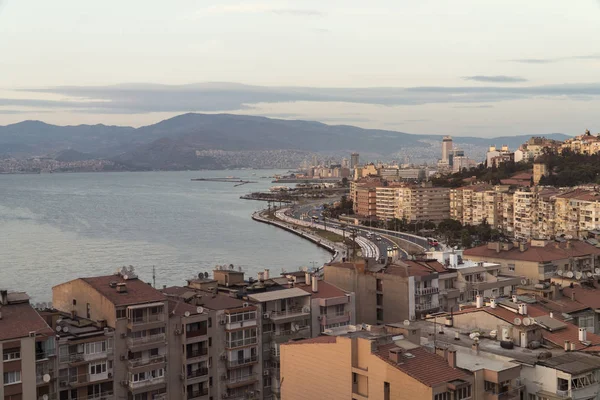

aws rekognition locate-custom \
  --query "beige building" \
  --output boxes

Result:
[0,290,56,400]
[463,239,600,283]
[375,185,402,221]
[353,182,378,218]
[398,184,450,223]
[280,324,473,400]
[450,185,508,229]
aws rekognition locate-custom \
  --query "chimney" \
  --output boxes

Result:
[264,269,270,280]
[566,240,572,249]
[512,295,518,303]
[305,271,311,285]
[519,242,527,252]
[388,348,403,363]
[0,290,7,305]
[564,340,570,351]
[550,312,554,319]
[116,283,127,293]
[490,298,497,309]
[257,272,264,282]
[518,304,527,315]
[472,340,480,354]
[312,276,319,293]
[579,327,587,342]
[475,295,483,309]
[447,348,457,368]
[570,342,576,351]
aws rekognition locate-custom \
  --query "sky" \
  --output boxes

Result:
[1,0,600,137]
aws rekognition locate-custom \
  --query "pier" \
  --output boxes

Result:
[191,178,257,185]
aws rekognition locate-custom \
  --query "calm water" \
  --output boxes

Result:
[0,170,330,301]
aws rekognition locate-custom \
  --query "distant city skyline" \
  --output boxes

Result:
[1,0,600,136]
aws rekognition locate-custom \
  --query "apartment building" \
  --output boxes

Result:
[0,290,56,400]
[464,240,600,283]
[397,184,450,223]
[450,185,508,228]
[561,130,600,155]
[247,288,311,400]
[52,269,169,400]
[513,188,536,240]
[375,185,402,221]
[324,260,446,323]
[280,324,474,400]
[353,182,378,218]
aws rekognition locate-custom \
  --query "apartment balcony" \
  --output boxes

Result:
[36,370,55,385]
[186,347,209,360]
[186,367,209,383]
[59,371,113,389]
[128,375,166,391]
[128,354,166,369]
[186,327,208,340]
[61,350,113,365]
[320,312,351,326]
[269,307,310,323]
[127,314,166,331]
[152,395,167,400]
[225,373,258,389]
[226,337,258,349]
[273,326,310,342]
[187,388,209,399]
[127,333,166,349]
[227,355,259,369]
[415,302,440,312]
[415,287,439,296]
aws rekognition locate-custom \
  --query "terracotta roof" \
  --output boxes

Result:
[281,336,338,346]
[511,172,533,180]
[167,299,205,317]
[464,240,600,263]
[297,281,347,299]
[160,286,246,311]
[375,344,471,387]
[0,302,54,341]
[535,297,589,314]
[79,275,166,306]
[562,286,600,309]
[555,189,600,201]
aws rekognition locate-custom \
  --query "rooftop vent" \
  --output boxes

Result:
[116,283,127,293]
[388,347,404,363]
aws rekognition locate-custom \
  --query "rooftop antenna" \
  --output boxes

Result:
[152,266,156,288]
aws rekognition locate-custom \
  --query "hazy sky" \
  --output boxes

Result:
[1,0,600,136]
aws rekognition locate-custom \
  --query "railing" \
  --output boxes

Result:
[186,328,208,338]
[60,350,113,364]
[226,337,257,348]
[131,314,165,325]
[227,355,258,368]
[269,307,309,318]
[415,302,440,311]
[275,327,310,337]
[127,333,166,347]
[152,394,167,400]
[187,347,209,359]
[556,389,569,398]
[129,375,166,390]
[415,287,439,296]
[227,373,257,385]
[187,388,209,399]
[497,386,523,399]
[187,367,209,379]
[36,350,56,361]
[128,354,166,368]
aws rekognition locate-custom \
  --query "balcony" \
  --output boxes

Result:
[225,373,258,388]
[127,333,166,348]
[269,307,310,322]
[187,367,209,380]
[226,337,258,349]
[415,302,440,312]
[415,287,439,296]
[227,355,258,368]
[187,347,209,359]
[128,313,166,331]
[59,372,112,388]
[61,350,113,365]
[128,375,166,391]
[186,328,208,339]
[128,354,166,369]
[321,312,351,326]
[188,388,209,399]
[496,386,523,400]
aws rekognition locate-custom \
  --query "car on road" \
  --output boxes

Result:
[387,246,393,252]
[376,236,382,241]
[393,245,399,250]
[427,237,439,247]
[366,232,372,239]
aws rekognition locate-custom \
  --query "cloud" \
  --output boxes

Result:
[271,9,323,16]
[462,75,527,83]
[6,81,600,115]
[453,105,495,109]
[511,54,600,64]
[194,3,322,17]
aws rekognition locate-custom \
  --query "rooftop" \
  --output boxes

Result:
[247,287,311,303]
[296,281,348,299]
[464,240,600,263]
[537,352,600,374]
[161,286,246,311]
[0,293,54,341]
[79,275,166,307]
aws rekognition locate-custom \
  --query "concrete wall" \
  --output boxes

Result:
[0,337,36,400]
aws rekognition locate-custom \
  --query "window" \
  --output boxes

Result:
[508,263,515,272]
[376,293,383,306]
[571,372,597,389]
[89,362,107,375]
[3,349,20,362]
[116,309,126,319]
[376,279,383,291]
[320,306,326,315]
[85,341,106,355]
[484,381,497,394]
[376,308,383,321]
[384,381,390,400]
[579,315,595,333]
[335,304,344,316]
[557,378,568,391]
[150,348,159,357]
[434,393,449,400]
[352,373,357,384]
[456,385,472,400]
[3,371,21,385]
[227,311,257,323]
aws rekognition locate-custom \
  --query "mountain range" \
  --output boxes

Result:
[0,113,572,170]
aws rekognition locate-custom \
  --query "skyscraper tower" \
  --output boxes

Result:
[442,136,453,163]
[350,153,360,169]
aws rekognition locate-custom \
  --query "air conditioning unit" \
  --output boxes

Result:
[220,354,227,361]
[263,313,270,319]
[302,306,310,313]
[219,319,226,325]
[243,302,249,307]
[108,372,112,379]
[263,370,270,376]
[174,329,182,336]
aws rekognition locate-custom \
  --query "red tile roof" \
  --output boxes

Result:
[160,286,246,311]
[80,275,166,306]
[562,286,600,309]
[375,344,471,387]
[464,240,600,263]
[0,302,54,341]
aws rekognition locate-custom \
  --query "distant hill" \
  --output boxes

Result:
[53,149,96,162]
[0,113,572,169]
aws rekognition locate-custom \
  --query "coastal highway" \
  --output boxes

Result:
[275,208,382,261]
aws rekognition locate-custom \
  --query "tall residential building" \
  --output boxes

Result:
[52,268,170,400]
[280,325,474,400]
[396,184,450,223]
[442,136,453,164]
[353,182,379,218]
[0,290,56,400]
[350,153,359,169]
[375,185,402,221]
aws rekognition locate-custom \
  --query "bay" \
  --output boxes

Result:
[0,170,330,301]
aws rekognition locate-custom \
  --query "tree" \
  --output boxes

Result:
[460,230,473,248]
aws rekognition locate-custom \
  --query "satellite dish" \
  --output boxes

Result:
[557,270,564,276]
[184,311,190,317]
[198,273,203,279]
[204,272,209,278]
[42,395,49,400]
[56,326,62,332]
[523,317,532,326]
[514,317,522,326]
[197,306,204,314]
[595,268,600,274]
[566,271,574,278]
[520,279,527,285]
[469,332,480,340]
[403,320,410,326]
[62,326,69,333]
[123,275,129,280]
[576,272,583,280]
[42,374,51,383]
[587,272,593,278]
